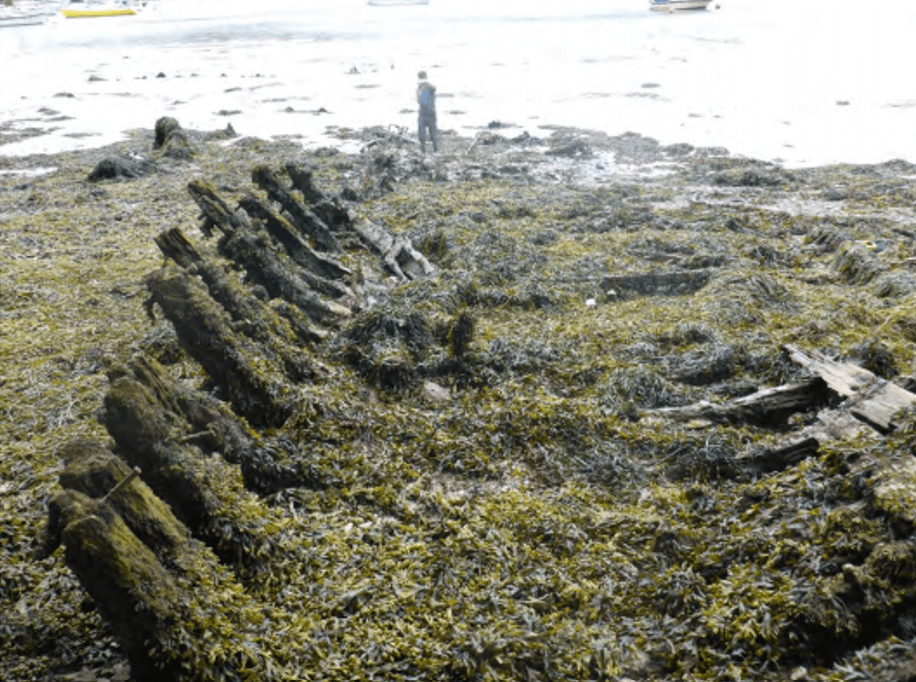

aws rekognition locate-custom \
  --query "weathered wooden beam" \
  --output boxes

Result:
[126,354,322,494]
[219,230,352,326]
[348,208,437,282]
[285,161,351,228]
[155,227,328,353]
[252,165,340,252]
[43,438,272,682]
[785,344,916,432]
[238,194,353,287]
[45,489,185,682]
[187,179,248,237]
[643,378,828,427]
[745,436,821,474]
[144,266,294,426]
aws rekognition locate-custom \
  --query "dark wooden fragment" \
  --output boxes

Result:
[252,164,339,252]
[103,369,277,575]
[144,266,293,426]
[187,179,248,237]
[745,436,821,474]
[44,489,185,682]
[643,377,828,427]
[154,227,327,351]
[219,230,352,326]
[43,438,270,682]
[45,437,191,559]
[238,193,353,286]
[601,269,713,297]
[285,161,351,228]
[126,354,323,494]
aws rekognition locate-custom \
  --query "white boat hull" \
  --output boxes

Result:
[650,0,711,10]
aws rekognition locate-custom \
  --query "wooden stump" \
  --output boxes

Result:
[43,438,272,681]
[143,266,294,426]
[45,489,184,682]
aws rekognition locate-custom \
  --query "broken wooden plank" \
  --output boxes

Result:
[785,344,916,432]
[642,378,828,427]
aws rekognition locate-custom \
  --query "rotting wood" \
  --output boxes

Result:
[252,164,340,252]
[601,268,714,297]
[187,178,248,236]
[42,438,270,682]
[103,369,279,575]
[144,266,294,426]
[40,438,190,561]
[238,194,354,289]
[154,227,327,347]
[642,377,829,427]
[126,354,323,495]
[219,229,352,326]
[43,489,186,682]
[785,344,916,432]
[744,437,821,475]
[348,208,437,282]
[285,161,351,228]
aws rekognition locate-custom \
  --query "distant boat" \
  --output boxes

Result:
[649,0,711,10]
[61,0,135,17]
[368,0,429,5]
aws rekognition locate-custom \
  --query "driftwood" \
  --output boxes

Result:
[252,164,340,252]
[643,377,828,427]
[601,269,713,297]
[348,208,437,282]
[144,266,294,426]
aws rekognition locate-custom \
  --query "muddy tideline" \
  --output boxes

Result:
[2,120,916,682]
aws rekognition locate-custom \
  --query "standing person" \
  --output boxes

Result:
[416,70,438,154]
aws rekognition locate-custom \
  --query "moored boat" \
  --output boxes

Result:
[61,0,135,18]
[368,0,429,5]
[649,0,711,10]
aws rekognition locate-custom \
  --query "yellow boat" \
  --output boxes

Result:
[61,3,135,17]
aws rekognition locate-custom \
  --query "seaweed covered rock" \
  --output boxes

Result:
[88,154,155,182]
[153,116,193,160]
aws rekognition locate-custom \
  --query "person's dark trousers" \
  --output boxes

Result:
[418,113,438,153]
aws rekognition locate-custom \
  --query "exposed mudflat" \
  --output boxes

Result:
[2,122,916,682]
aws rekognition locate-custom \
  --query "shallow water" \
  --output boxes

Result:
[1,0,914,167]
